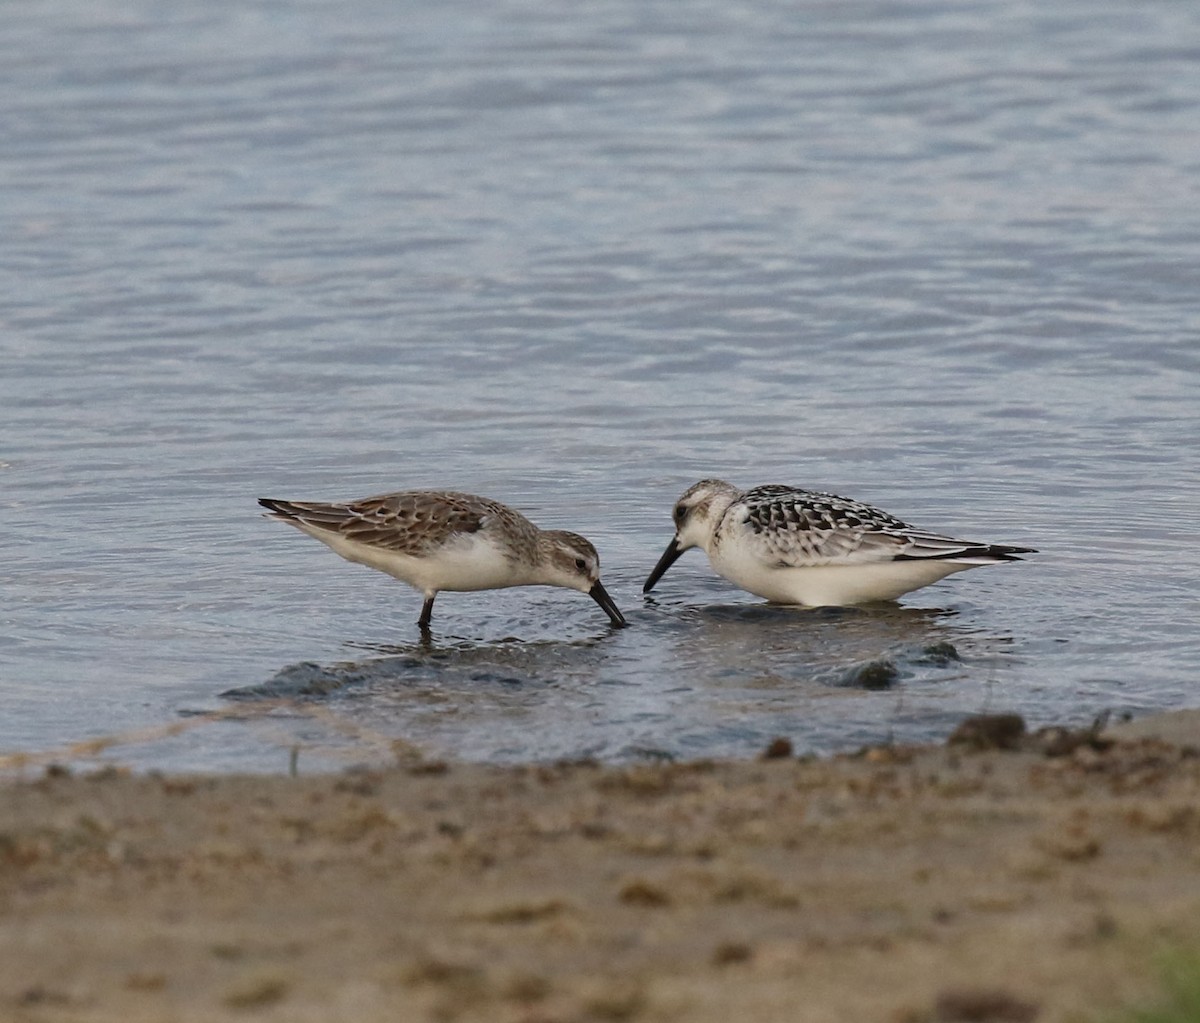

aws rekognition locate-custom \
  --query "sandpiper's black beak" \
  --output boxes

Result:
[589,580,627,628]
[643,537,684,593]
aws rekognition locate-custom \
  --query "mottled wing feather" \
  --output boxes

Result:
[335,493,494,555]
[731,486,1028,567]
[263,492,532,557]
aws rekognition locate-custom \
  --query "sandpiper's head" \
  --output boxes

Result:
[540,531,626,627]
[643,479,740,593]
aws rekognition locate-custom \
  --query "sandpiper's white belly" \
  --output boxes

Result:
[293,523,522,593]
[708,546,976,606]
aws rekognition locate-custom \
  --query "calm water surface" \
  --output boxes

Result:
[2,0,1198,771]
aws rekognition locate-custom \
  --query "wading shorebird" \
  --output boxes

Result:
[259,491,626,631]
[644,479,1035,607]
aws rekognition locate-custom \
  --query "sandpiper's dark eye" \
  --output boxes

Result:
[574,558,587,571]
[674,505,686,521]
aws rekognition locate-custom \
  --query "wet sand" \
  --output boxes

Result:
[1,712,1198,1023]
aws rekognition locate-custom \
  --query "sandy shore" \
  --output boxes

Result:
[1,711,1198,1023]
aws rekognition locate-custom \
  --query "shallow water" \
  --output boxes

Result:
[3,0,1198,771]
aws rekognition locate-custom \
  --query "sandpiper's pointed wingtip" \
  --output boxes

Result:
[258,497,297,521]
[998,544,1038,560]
